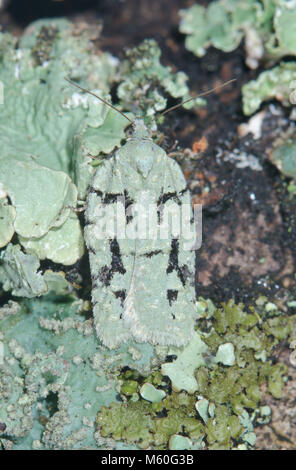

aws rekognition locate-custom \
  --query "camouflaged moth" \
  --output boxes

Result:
[66,78,235,349]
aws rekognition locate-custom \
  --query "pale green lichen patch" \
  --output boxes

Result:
[0,296,123,449]
[0,198,15,248]
[268,135,296,178]
[0,18,127,275]
[242,62,296,115]
[0,300,21,321]
[179,1,296,69]
[139,383,166,403]
[195,398,209,424]
[0,244,48,297]
[0,244,75,297]
[117,39,204,118]
[168,434,204,450]
[19,213,84,266]
[179,2,247,57]
[0,158,78,239]
[214,342,235,366]
[168,434,192,450]
[161,332,208,393]
[0,19,121,192]
[257,405,272,424]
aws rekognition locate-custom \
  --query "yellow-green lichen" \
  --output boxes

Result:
[95,298,296,450]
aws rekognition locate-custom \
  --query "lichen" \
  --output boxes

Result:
[117,39,205,119]
[268,132,296,179]
[1,289,294,450]
[0,20,202,299]
[0,197,15,248]
[0,296,120,449]
[0,15,295,452]
[0,244,74,297]
[0,18,127,277]
[97,392,204,449]
[94,298,296,450]
[242,62,296,115]
[161,332,208,394]
[179,0,296,69]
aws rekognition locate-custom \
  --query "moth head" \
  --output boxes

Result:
[128,118,152,141]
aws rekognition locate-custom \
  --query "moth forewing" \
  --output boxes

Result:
[84,119,198,349]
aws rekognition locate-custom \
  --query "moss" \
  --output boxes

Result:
[206,405,243,449]
[267,363,288,399]
[97,402,154,449]
[96,298,296,449]
[96,391,204,449]
[120,380,139,397]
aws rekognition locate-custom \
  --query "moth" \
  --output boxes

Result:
[66,78,235,349]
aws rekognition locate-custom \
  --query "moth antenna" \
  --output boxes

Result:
[64,77,133,123]
[158,78,236,118]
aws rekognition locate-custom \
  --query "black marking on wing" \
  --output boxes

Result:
[89,188,103,196]
[90,189,134,224]
[113,290,126,306]
[97,238,126,287]
[157,188,188,223]
[84,219,93,227]
[166,239,191,287]
[102,193,122,204]
[167,289,178,306]
[124,190,134,224]
[143,250,162,258]
[128,250,163,258]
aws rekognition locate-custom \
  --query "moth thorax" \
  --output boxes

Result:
[135,151,154,178]
[132,118,152,140]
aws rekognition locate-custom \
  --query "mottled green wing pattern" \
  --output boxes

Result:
[84,121,197,348]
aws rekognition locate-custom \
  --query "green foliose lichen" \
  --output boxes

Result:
[268,131,296,179]
[179,0,296,69]
[97,392,204,449]
[0,18,127,277]
[117,39,205,119]
[242,62,296,115]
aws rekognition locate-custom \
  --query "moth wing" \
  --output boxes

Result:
[85,157,133,349]
[123,154,197,347]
